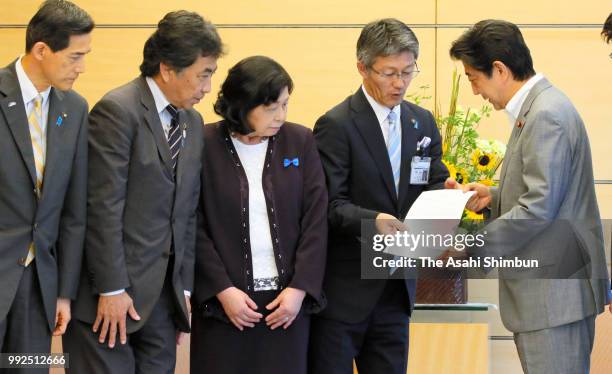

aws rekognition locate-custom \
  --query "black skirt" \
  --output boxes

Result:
[190,290,310,374]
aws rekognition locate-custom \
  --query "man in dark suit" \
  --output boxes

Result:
[310,18,448,374]
[0,0,93,365]
[62,11,223,374]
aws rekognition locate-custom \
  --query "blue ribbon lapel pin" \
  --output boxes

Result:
[56,113,67,127]
[283,158,299,168]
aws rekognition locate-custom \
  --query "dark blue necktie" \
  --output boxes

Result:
[166,104,181,173]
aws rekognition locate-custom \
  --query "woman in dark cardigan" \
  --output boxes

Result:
[190,56,328,374]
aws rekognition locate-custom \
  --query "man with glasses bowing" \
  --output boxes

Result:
[310,18,448,374]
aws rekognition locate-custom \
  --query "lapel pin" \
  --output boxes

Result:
[283,157,299,168]
[56,115,63,126]
[516,120,524,129]
[411,118,419,129]
[8,101,16,107]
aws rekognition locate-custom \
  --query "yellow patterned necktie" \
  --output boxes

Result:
[25,95,44,266]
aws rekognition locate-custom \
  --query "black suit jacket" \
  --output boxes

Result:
[72,77,203,333]
[193,121,328,319]
[0,61,88,331]
[313,88,448,323]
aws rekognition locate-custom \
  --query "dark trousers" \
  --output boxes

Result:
[63,280,178,374]
[0,262,51,374]
[309,280,410,374]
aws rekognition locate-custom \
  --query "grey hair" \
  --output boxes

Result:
[356,18,419,67]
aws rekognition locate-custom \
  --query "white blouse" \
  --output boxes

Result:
[231,137,279,291]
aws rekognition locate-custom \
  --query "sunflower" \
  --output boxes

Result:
[455,168,468,185]
[442,160,457,180]
[442,160,468,184]
[465,209,484,221]
[478,178,494,186]
[471,148,497,172]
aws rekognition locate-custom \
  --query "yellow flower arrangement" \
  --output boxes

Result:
[465,209,484,221]
[455,168,468,185]
[478,178,494,187]
[471,148,497,172]
[442,160,468,184]
[409,69,506,223]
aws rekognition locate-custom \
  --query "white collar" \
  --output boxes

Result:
[361,85,401,125]
[145,76,171,116]
[504,73,544,126]
[15,56,51,106]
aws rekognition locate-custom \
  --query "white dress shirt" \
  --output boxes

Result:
[361,85,402,150]
[504,73,544,127]
[146,77,174,139]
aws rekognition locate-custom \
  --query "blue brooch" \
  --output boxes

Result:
[283,158,299,168]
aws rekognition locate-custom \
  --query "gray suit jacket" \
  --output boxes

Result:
[0,61,88,331]
[481,78,609,333]
[72,77,203,333]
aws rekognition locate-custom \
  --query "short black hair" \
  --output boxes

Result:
[214,56,293,135]
[25,0,94,53]
[140,11,224,77]
[450,19,535,81]
[602,13,612,44]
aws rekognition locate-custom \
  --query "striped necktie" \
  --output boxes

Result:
[386,110,401,195]
[25,94,45,266]
[165,104,182,173]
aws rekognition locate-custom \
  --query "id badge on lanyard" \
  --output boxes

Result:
[410,156,431,185]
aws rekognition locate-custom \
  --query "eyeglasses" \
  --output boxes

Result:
[369,62,420,81]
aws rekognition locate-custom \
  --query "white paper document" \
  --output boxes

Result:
[384,189,475,258]
[405,189,475,219]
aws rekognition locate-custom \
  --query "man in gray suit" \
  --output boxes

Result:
[447,20,610,373]
[0,0,93,365]
[63,11,223,374]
